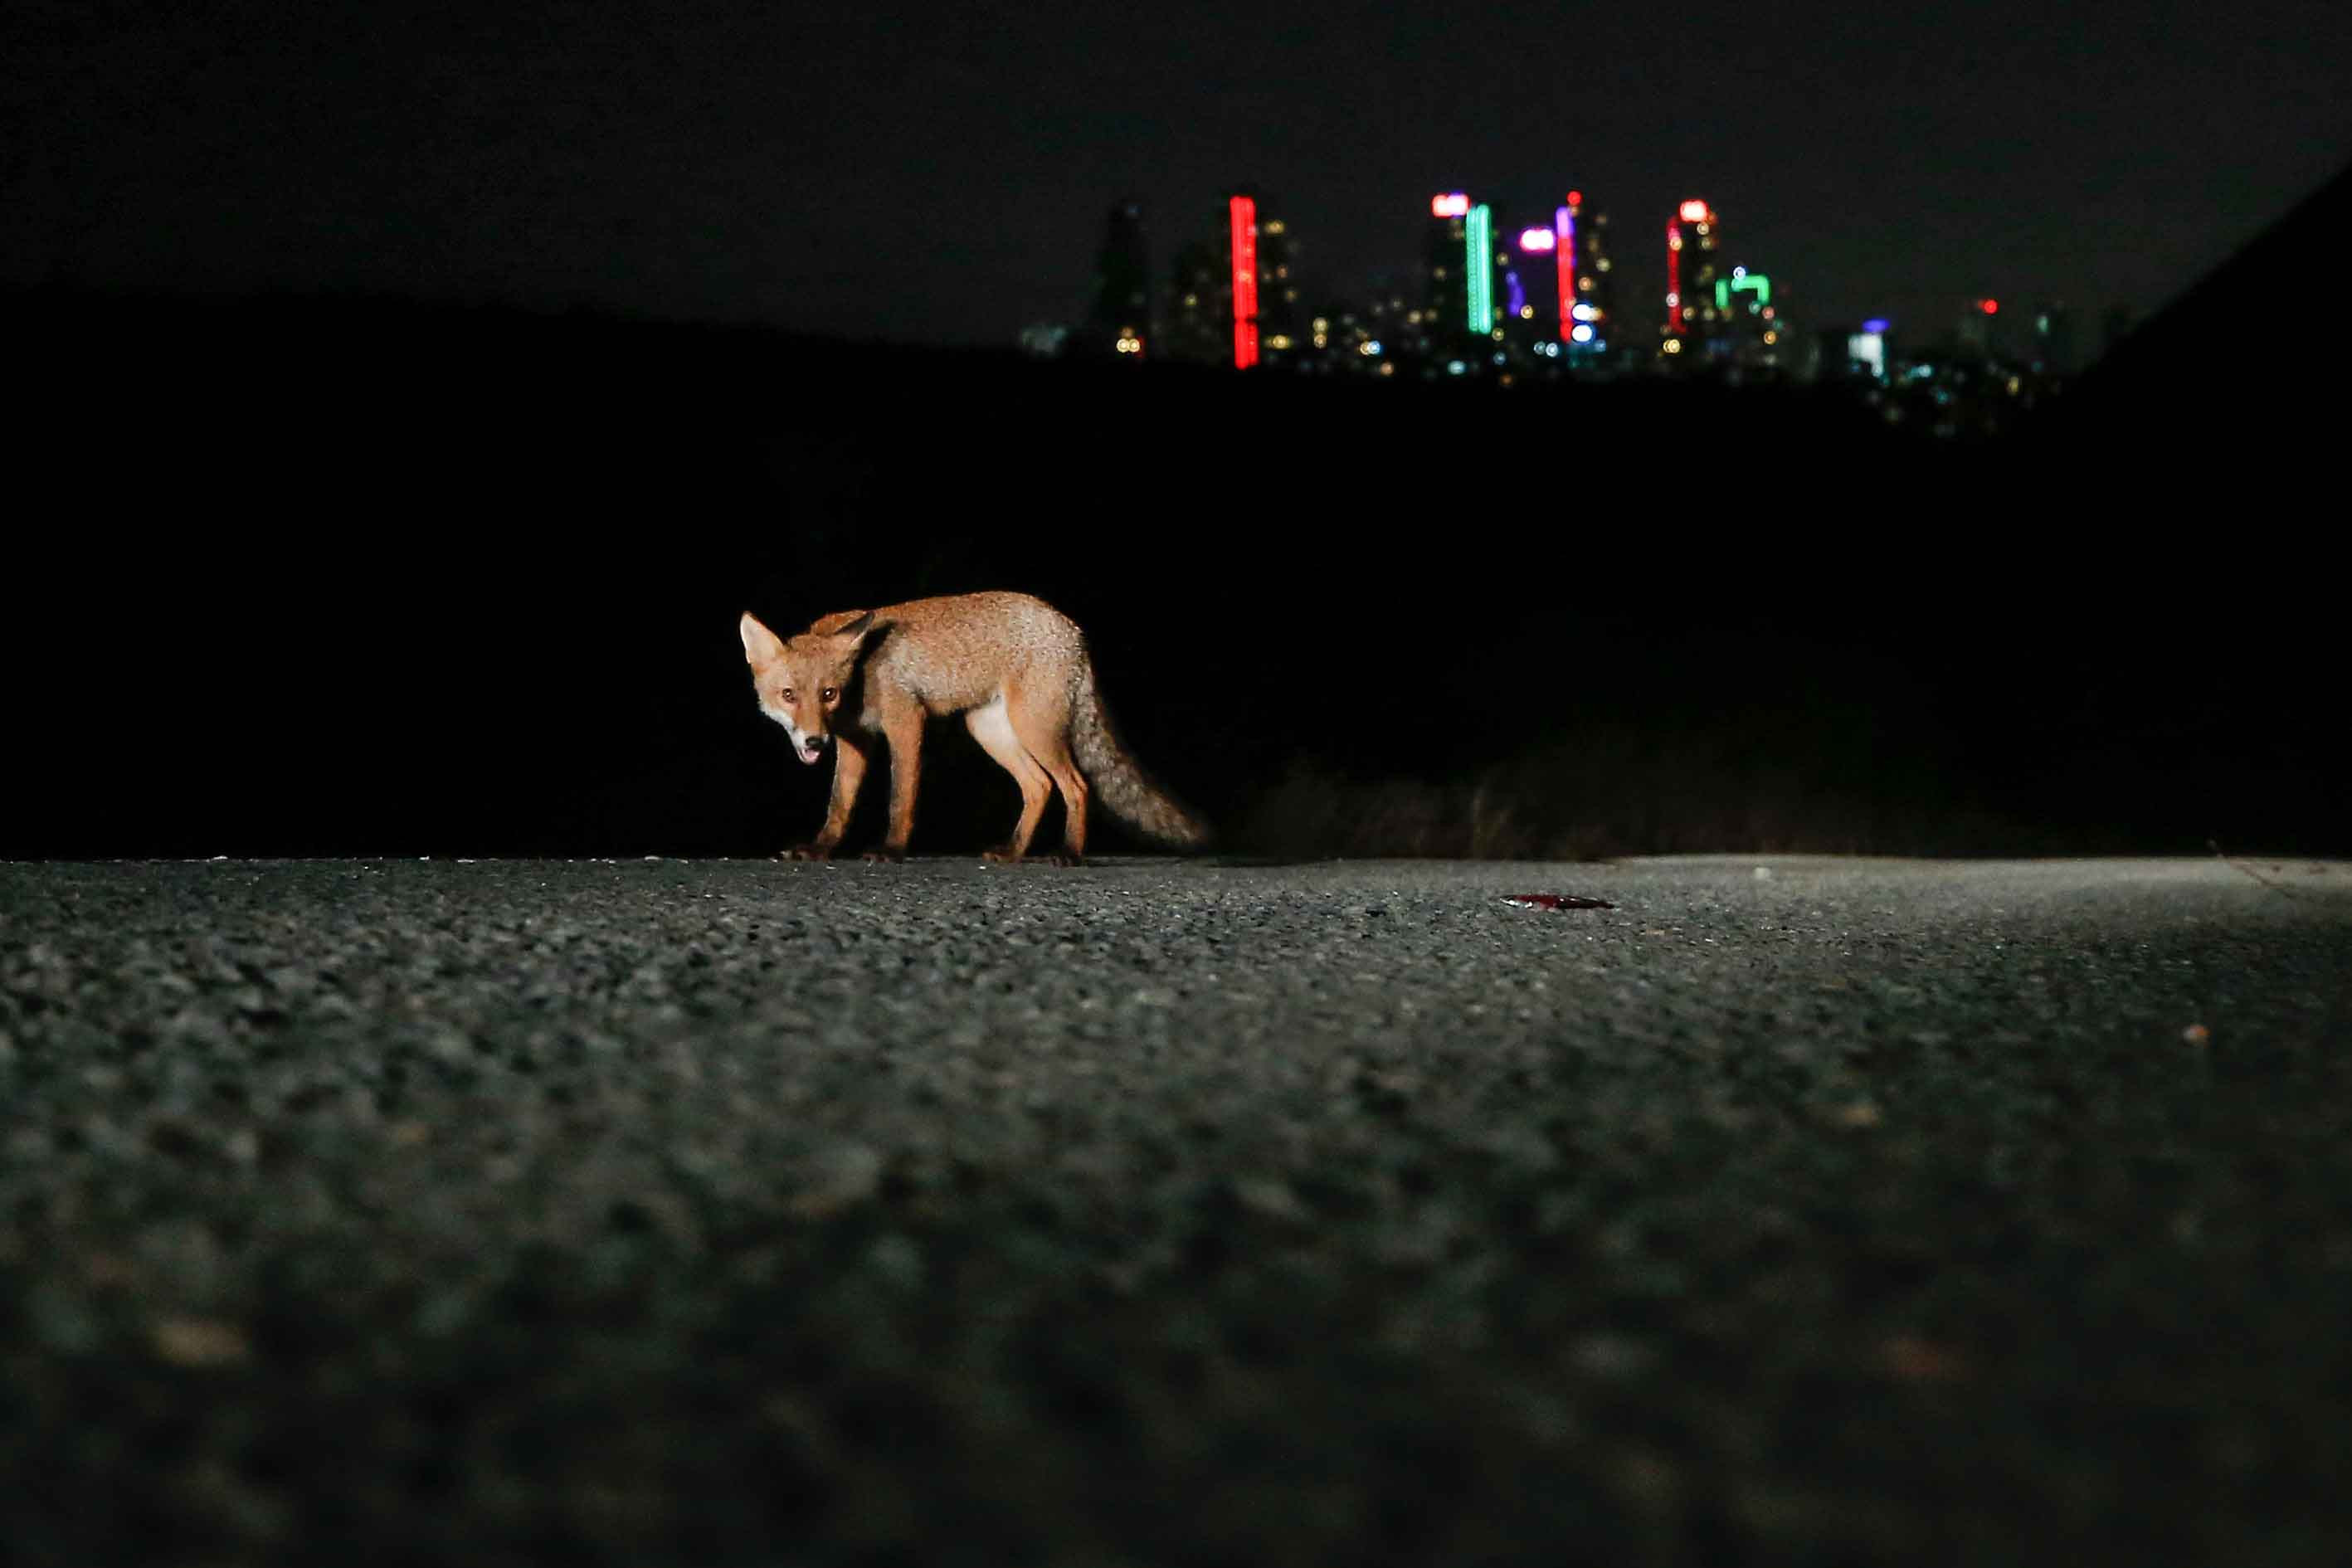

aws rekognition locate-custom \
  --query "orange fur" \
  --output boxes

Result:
[739,592,1208,862]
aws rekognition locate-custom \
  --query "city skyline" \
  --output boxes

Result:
[6,0,2347,347]
[1079,185,2050,379]
[1046,143,2312,373]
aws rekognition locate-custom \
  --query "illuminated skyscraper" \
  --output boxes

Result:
[1220,188,1303,370]
[1083,200,1152,360]
[1423,192,1470,362]
[1816,322,1890,382]
[1449,201,1516,374]
[1160,194,1301,370]
[1711,266,1783,368]
[1663,197,1724,362]
[1556,190,1617,360]
[1465,202,1495,338]
[1512,218,1562,360]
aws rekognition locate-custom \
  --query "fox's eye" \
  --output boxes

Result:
[821,687,839,703]
[780,689,794,703]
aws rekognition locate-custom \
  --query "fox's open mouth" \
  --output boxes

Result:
[797,744,825,765]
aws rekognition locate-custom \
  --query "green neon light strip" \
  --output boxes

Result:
[1466,205,1492,333]
[1715,274,1774,314]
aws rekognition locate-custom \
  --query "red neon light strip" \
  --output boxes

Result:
[1229,195,1259,369]
[1666,222,1683,336]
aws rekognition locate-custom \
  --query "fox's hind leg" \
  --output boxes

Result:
[966,698,1052,861]
[1008,689,1089,864]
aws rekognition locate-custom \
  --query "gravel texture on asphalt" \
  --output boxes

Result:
[3,855,2350,1566]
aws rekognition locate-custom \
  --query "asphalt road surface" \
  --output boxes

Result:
[4,855,2350,1566]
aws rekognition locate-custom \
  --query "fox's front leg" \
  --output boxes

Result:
[865,712,923,862]
[785,736,869,860]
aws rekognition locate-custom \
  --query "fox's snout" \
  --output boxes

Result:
[758,700,832,766]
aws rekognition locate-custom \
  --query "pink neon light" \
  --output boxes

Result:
[1230,195,1259,369]
[1556,206,1576,342]
[1431,192,1470,217]
[1679,199,1709,222]
[1518,227,1556,252]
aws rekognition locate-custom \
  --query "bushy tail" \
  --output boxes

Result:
[1070,662,1213,850]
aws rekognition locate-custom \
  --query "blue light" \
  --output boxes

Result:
[1863,318,1891,334]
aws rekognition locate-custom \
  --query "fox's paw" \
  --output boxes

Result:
[782,844,835,861]
[860,848,907,864]
[983,847,1083,867]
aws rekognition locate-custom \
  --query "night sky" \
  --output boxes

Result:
[8,0,2348,348]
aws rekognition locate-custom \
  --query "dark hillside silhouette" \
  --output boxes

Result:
[2033,158,2348,459]
[5,282,2339,859]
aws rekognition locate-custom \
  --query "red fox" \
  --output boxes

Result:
[738,592,1210,863]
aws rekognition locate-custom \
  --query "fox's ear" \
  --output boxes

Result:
[832,610,878,647]
[739,611,786,665]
